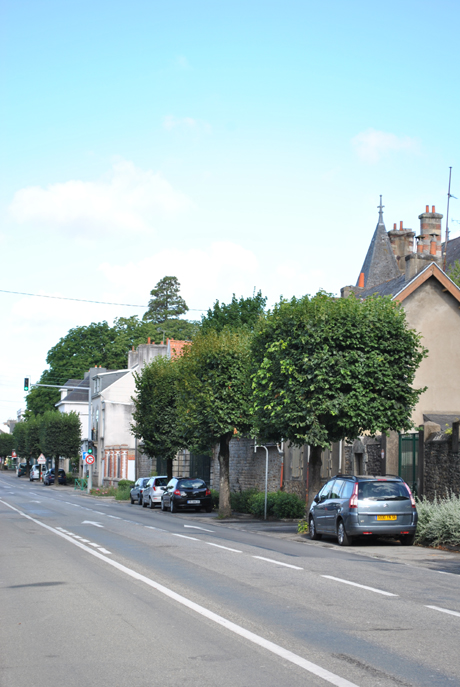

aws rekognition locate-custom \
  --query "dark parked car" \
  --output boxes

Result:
[161,477,213,513]
[130,478,150,505]
[142,476,168,509]
[17,463,27,477]
[309,475,418,546]
[43,468,67,485]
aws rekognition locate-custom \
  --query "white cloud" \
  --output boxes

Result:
[8,160,192,236]
[352,129,419,163]
[175,55,191,70]
[98,242,327,313]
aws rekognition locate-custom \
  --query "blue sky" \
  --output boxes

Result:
[0,0,459,421]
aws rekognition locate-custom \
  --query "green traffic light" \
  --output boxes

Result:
[87,447,93,454]
[24,378,30,392]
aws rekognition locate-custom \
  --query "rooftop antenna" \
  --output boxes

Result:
[444,167,457,271]
[378,195,384,224]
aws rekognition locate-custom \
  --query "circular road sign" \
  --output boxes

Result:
[85,455,95,465]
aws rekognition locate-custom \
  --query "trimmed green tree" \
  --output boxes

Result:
[41,411,81,486]
[200,291,267,334]
[0,433,15,461]
[178,329,253,517]
[251,292,427,508]
[131,356,185,481]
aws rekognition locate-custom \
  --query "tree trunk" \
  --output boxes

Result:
[218,432,233,518]
[307,445,323,511]
[167,457,173,481]
[54,454,60,487]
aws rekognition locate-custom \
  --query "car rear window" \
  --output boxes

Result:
[141,478,150,487]
[358,481,409,500]
[154,478,168,487]
[179,479,206,489]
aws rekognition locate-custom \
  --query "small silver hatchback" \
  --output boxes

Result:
[309,475,418,546]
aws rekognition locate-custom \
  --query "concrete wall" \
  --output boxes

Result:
[403,277,460,426]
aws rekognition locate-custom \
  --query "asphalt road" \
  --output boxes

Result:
[1,473,460,687]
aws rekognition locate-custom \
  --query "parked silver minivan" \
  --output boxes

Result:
[309,475,418,546]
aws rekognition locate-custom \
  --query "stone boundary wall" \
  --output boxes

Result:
[424,433,460,501]
[211,437,281,493]
[283,479,305,499]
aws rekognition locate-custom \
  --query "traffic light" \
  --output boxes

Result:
[87,441,94,455]
[24,378,30,392]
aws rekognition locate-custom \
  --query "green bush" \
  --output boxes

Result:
[230,488,259,513]
[117,479,134,489]
[115,486,132,501]
[210,489,219,509]
[248,491,306,519]
[66,472,76,485]
[415,493,460,547]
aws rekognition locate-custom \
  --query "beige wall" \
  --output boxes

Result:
[402,277,460,425]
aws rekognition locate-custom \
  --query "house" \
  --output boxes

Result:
[337,199,460,490]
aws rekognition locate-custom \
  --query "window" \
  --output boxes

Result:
[318,482,331,501]
[341,481,354,499]
[329,479,345,498]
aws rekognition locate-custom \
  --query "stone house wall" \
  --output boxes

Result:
[211,437,281,493]
[423,433,460,501]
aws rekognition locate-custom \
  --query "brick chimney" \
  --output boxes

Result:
[405,205,444,281]
[387,219,415,275]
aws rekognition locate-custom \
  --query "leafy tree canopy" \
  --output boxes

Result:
[143,276,189,324]
[447,259,460,289]
[132,356,185,480]
[251,291,428,505]
[200,291,267,334]
[0,432,15,458]
[26,316,174,415]
[40,411,81,483]
[178,328,253,516]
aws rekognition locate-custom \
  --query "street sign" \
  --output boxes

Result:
[82,451,88,461]
[85,455,95,465]
[12,450,17,458]
[37,454,46,465]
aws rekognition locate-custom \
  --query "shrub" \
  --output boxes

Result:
[66,472,76,485]
[415,493,460,547]
[210,489,219,510]
[117,479,134,489]
[248,491,306,519]
[90,486,117,497]
[115,486,131,501]
[230,488,259,513]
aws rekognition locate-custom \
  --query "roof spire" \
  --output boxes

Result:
[378,195,384,224]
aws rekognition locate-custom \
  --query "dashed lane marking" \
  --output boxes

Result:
[426,605,460,618]
[253,556,303,570]
[322,575,398,597]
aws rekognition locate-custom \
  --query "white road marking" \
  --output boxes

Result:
[98,548,112,555]
[207,543,242,553]
[31,501,41,503]
[253,556,303,570]
[172,534,199,541]
[88,542,100,547]
[322,575,398,597]
[82,521,104,527]
[1,499,360,687]
[426,605,460,618]
[184,525,215,532]
[79,539,91,543]
[108,515,121,519]
[92,511,105,515]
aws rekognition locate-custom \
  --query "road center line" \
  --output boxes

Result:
[207,542,242,553]
[253,556,303,570]
[184,525,215,532]
[145,526,167,531]
[0,499,359,687]
[172,534,199,541]
[426,605,460,618]
[107,515,121,519]
[322,575,397,597]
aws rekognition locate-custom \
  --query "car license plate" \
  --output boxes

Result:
[376,515,397,521]
[188,500,200,504]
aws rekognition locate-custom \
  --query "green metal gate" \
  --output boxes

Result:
[399,433,418,494]
[190,453,211,484]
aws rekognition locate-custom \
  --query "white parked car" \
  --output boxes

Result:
[30,465,41,481]
[142,476,168,509]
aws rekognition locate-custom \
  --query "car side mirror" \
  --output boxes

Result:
[314,495,320,503]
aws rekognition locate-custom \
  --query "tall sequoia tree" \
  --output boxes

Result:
[251,291,427,508]
[131,356,185,481]
[178,329,253,517]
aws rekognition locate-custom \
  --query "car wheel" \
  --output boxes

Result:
[161,499,165,511]
[149,498,155,509]
[309,516,322,540]
[142,498,147,508]
[400,533,416,546]
[337,520,352,547]
[138,496,143,506]
[170,498,176,513]
[130,496,134,504]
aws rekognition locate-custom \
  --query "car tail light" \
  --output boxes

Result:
[174,489,181,496]
[205,489,211,496]
[400,531,410,534]
[363,532,373,535]
[349,482,359,509]
[403,482,416,508]
[152,486,156,491]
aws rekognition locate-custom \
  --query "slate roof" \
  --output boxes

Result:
[57,378,89,404]
[359,273,406,299]
[357,211,400,289]
[446,236,460,270]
